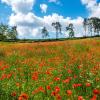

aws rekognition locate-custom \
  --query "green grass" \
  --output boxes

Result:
[0,38,100,100]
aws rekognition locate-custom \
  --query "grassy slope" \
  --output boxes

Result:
[0,38,100,100]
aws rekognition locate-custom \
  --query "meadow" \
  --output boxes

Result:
[0,38,100,100]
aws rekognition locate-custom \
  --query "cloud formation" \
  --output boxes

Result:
[49,0,58,3]
[40,4,48,13]
[81,0,100,17]
[49,0,61,5]
[1,0,100,39]
[9,12,44,38]
[1,0,35,14]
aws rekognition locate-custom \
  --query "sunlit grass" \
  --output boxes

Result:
[0,38,100,100]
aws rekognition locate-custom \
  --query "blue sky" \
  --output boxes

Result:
[0,2,10,23]
[0,0,100,38]
[34,0,88,18]
[0,0,88,23]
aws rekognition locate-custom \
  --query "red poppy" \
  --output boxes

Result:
[11,91,16,97]
[74,75,77,79]
[78,96,84,100]
[78,65,82,69]
[64,66,66,69]
[63,78,70,83]
[47,85,51,90]
[16,83,21,87]
[86,82,91,87]
[54,77,60,81]
[38,86,45,93]
[56,94,61,100]
[32,72,38,81]
[51,91,56,96]
[67,69,72,74]
[0,74,7,80]
[18,93,28,100]
[55,86,60,93]
[93,89,99,95]
[90,95,97,100]
[66,90,72,96]
[46,70,51,75]
[32,75,38,80]
[73,83,82,88]
[7,73,12,79]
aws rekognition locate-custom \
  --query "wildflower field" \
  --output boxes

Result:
[0,38,100,100]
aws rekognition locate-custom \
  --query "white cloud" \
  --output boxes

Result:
[49,0,58,3]
[81,0,100,18]
[40,4,48,13]
[90,3,100,17]
[9,13,43,27]
[1,0,35,14]
[8,12,44,39]
[9,13,84,38]
[17,26,42,39]
[48,0,62,5]
[1,0,86,39]
[43,14,84,37]
[81,0,95,5]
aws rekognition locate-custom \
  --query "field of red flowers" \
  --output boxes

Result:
[0,38,100,100]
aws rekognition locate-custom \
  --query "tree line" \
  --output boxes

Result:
[41,22,74,39]
[42,17,100,39]
[0,17,100,41]
[83,17,100,37]
[0,23,17,41]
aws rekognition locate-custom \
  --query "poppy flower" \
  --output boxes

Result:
[16,83,21,87]
[38,86,45,93]
[11,91,16,97]
[86,82,91,87]
[66,90,72,96]
[55,86,60,93]
[93,89,99,95]
[90,95,97,100]
[18,93,28,100]
[54,77,60,81]
[51,91,56,96]
[56,94,61,100]
[67,69,72,74]
[32,74,38,81]
[46,85,51,90]
[73,83,82,88]
[7,73,12,79]
[63,78,70,83]
[78,96,84,100]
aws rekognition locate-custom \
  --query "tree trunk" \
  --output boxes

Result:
[56,30,58,39]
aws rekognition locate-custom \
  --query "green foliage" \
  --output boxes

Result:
[52,22,62,39]
[66,23,75,38]
[41,27,49,39]
[83,17,100,37]
[0,23,18,41]
[0,24,8,41]
[7,26,18,40]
